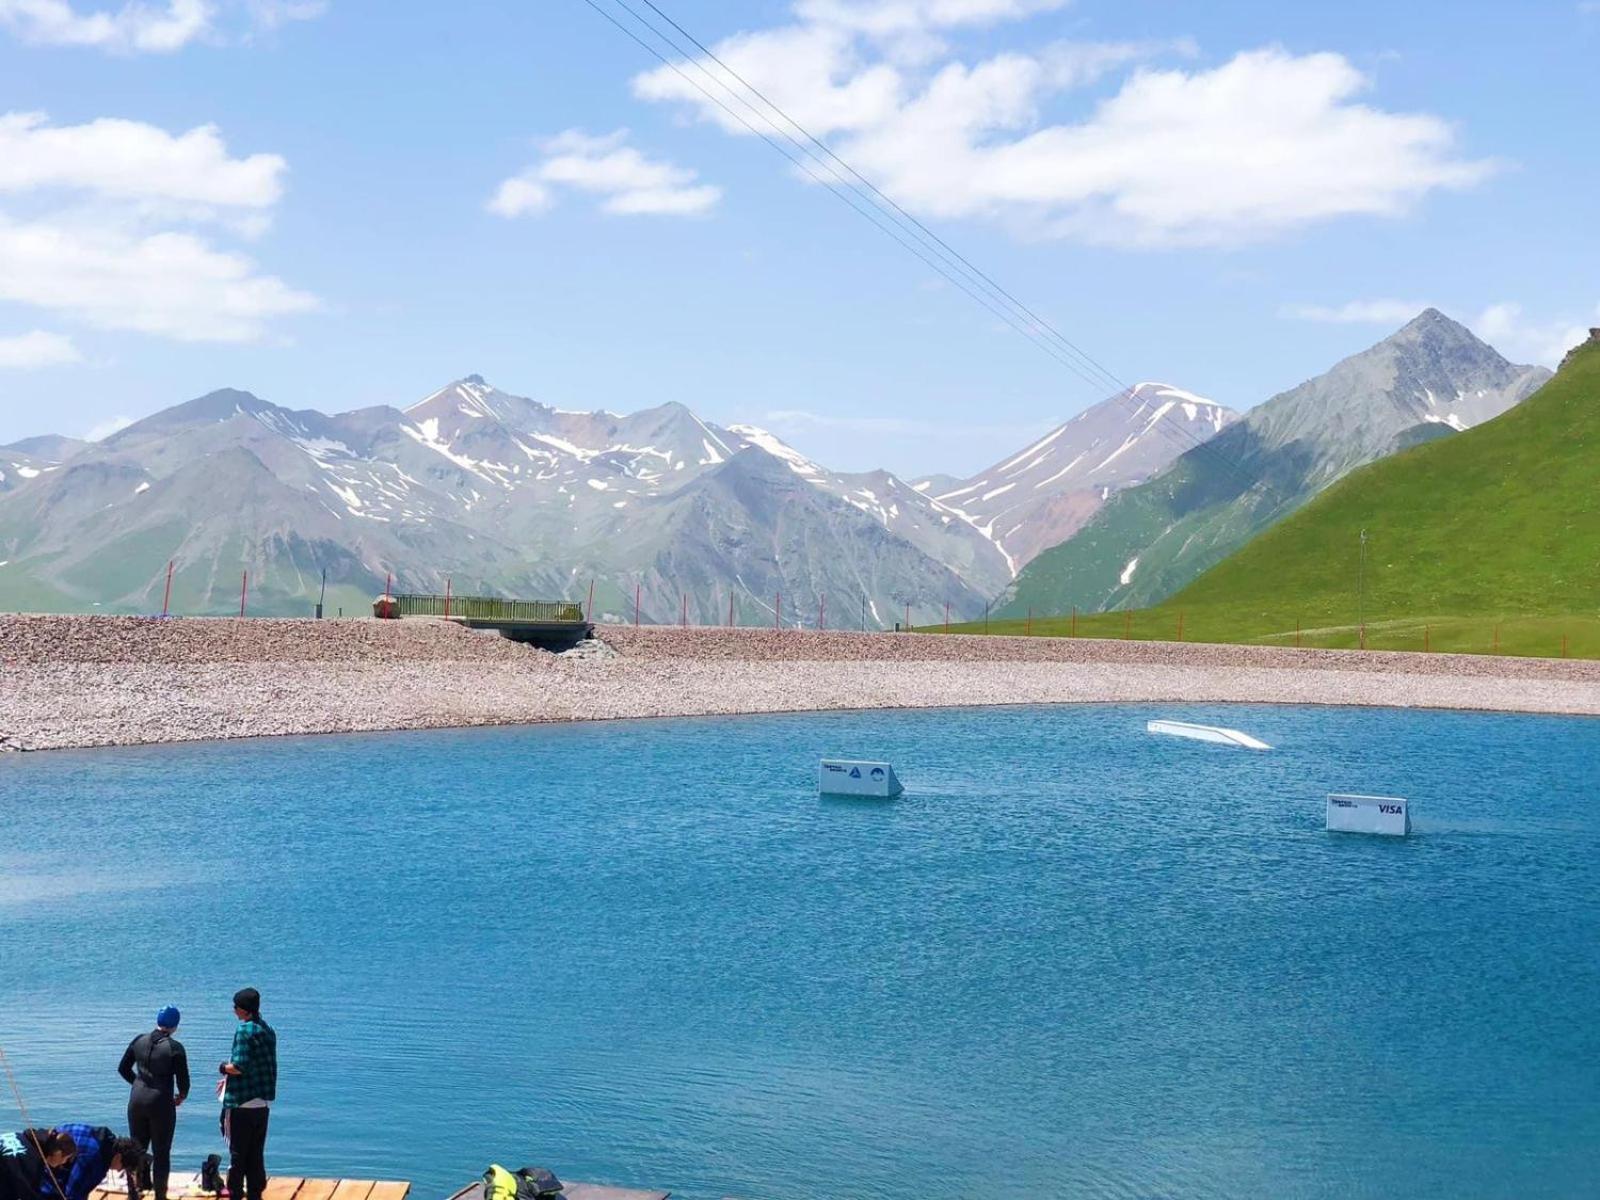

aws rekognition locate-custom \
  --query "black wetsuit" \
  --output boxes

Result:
[0,1130,53,1200]
[118,1032,189,1200]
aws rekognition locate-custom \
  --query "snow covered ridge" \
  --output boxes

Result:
[928,381,1241,574]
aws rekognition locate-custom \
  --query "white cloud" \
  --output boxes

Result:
[636,4,1493,247]
[1284,299,1432,324]
[1472,302,1599,369]
[0,110,315,342]
[0,0,212,52]
[0,213,318,341]
[0,329,80,368]
[489,130,722,219]
[1283,297,1600,367]
[85,413,134,440]
[0,0,323,52]
[0,112,285,208]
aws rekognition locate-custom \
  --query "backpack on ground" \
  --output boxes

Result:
[482,1164,563,1200]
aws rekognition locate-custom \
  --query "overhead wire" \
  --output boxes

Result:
[579,0,1279,499]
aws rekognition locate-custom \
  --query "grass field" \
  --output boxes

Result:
[931,339,1600,661]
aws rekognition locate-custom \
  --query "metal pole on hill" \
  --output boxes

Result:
[1357,528,1369,650]
[239,572,248,618]
[586,578,595,622]
[635,582,641,627]
[775,591,781,630]
[819,593,825,632]
[944,600,950,634]
[317,567,327,619]
[728,593,735,628]
[444,577,452,619]
[984,600,989,635]
[161,560,174,618]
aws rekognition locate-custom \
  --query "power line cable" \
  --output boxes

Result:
[579,0,1279,500]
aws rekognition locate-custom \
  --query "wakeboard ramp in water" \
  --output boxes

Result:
[1146,719,1272,751]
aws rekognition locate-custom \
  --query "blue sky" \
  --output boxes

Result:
[0,0,1595,475]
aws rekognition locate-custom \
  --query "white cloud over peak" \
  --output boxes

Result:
[0,0,323,53]
[0,112,285,208]
[0,329,80,368]
[85,414,134,440]
[1284,299,1433,325]
[1285,295,1599,368]
[490,130,722,219]
[636,4,1493,247]
[0,110,316,344]
[1473,302,1599,369]
[0,0,212,52]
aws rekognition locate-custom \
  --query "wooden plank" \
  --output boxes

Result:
[327,1180,375,1200]
[261,1176,306,1200]
[363,1183,409,1200]
[291,1180,341,1200]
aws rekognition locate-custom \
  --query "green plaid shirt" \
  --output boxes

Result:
[223,1018,276,1108]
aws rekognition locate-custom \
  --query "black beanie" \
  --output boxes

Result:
[233,987,261,1014]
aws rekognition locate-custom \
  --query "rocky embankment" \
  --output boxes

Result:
[2,616,1596,752]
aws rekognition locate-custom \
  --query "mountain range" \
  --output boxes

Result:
[0,374,1225,621]
[998,310,1551,617]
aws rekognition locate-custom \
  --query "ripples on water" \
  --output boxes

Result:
[1,705,1597,1199]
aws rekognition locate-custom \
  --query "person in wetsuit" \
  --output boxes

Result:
[0,1130,74,1200]
[45,1126,142,1200]
[118,1007,189,1200]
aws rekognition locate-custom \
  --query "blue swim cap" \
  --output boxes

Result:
[156,1005,181,1029]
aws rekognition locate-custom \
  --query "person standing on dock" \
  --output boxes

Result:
[217,988,275,1200]
[118,1006,190,1200]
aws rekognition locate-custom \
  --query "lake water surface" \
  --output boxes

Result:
[2,705,1597,1199]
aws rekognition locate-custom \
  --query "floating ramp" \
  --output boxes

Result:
[1327,793,1411,836]
[1146,719,1272,751]
[819,759,904,797]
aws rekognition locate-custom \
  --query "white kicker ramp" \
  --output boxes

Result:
[819,760,904,798]
[1146,719,1272,751]
[1326,793,1411,836]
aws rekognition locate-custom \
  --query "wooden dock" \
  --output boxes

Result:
[91,1175,664,1200]
[89,1178,410,1200]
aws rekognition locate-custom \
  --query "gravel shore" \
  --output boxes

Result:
[3,616,1597,752]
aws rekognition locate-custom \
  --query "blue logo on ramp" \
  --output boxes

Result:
[870,767,885,779]
[850,767,862,778]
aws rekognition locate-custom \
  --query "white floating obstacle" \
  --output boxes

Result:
[1146,719,1272,751]
[1326,793,1411,837]
[819,760,904,798]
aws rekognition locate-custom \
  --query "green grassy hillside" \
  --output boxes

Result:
[944,338,1600,658]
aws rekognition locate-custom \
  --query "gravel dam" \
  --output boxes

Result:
[2,615,1597,752]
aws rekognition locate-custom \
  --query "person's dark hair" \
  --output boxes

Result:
[232,987,261,1016]
[32,1129,76,1160]
[113,1139,145,1173]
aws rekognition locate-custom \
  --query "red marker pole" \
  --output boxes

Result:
[239,571,248,618]
[161,560,174,618]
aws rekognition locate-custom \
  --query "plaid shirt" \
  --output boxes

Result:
[223,1018,277,1108]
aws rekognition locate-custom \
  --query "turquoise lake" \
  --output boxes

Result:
[2,704,1597,1199]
